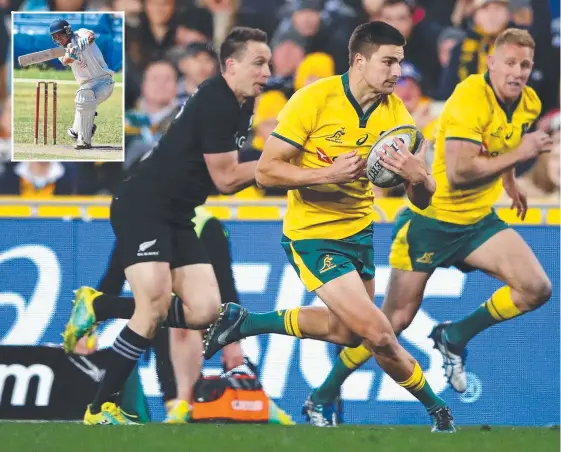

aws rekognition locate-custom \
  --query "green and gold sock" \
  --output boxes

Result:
[445,286,522,349]
[398,361,446,413]
[240,307,303,338]
[311,345,371,404]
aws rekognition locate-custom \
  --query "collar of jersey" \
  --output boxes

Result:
[483,71,522,123]
[341,72,382,128]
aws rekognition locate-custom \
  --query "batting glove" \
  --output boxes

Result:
[66,46,79,60]
[76,36,90,50]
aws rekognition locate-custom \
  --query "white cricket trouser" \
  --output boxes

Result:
[73,76,115,143]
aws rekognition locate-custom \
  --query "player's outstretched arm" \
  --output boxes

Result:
[256,135,366,189]
[204,151,258,195]
[446,130,553,190]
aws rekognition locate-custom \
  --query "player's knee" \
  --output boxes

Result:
[133,295,170,328]
[354,317,397,351]
[75,89,96,109]
[330,320,362,347]
[524,276,552,309]
[183,293,221,328]
[366,330,397,352]
[386,311,414,337]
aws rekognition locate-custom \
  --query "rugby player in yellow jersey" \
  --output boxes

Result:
[204,21,456,432]
[299,27,554,423]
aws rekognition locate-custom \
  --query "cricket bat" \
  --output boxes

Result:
[18,47,67,67]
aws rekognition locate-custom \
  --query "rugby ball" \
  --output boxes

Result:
[366,125,424,188]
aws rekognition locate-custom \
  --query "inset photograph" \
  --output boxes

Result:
[11,11,124,161]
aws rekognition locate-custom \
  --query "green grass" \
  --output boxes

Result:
[0,424,558,452]
[12,80,123,146]
[14,68,123,83]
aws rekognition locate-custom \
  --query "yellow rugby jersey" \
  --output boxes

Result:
[410,73,541,224]
[272,73,414,240]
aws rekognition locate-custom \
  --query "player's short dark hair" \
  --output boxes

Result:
[348,21,406,66]
[219,27,268,71]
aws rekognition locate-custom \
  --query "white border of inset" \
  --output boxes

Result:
[10,10,125,163]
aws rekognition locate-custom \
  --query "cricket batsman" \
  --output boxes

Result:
[49,18,115,150]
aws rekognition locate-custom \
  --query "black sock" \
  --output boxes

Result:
[152,327,177,402]
[90,325,151,413]
[93,294,135,321]
[163,295,188,328]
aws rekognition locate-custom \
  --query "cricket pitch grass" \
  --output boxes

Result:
[12,69,123,161]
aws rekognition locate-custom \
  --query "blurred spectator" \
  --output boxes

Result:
[394,62,439,141]
[174,4,214,46]
[272,0,355,74]
[525,0,560,115]
[293,52,335,91]
[265,37,305,97]
[124,60,179,172]
[0,96,10,161]
[0,0,8,104]
[0,162,75,196]
[126,0,193,71]
[76,162,122,195]
[170,42,219,104]
[515,113,560,201]
[17,0,91,11]
[249,90,287,154]
[0,95,10,139]
[239,89,287,196]
[437,0,511,99]
[360,0,385,21]
[379,0,443,98]
[200,0,239,47]
[437,27,466,68]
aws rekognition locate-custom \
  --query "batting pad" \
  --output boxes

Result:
[75,89,96,143]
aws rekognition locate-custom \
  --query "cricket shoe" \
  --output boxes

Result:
[84,402,139,425]
[75,138,92,150]
[429,322,467,393]
[430,406,456,433]
[62,286,101,353]
[203,302,248,359]
[302,396,332,427]
[68,123,97,140]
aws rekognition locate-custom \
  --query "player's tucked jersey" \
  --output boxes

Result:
[118,75,254,225]
[62,28,113,85]
[410,73,541,224]
[273,73,414,240]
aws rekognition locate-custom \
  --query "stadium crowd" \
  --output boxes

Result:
[0,0,558,200]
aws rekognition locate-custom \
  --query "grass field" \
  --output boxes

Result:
[11,68,123,160]
[0,424,558,452]
[13,67,123,83]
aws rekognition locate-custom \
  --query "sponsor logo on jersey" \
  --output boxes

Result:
[316,147,333,164]
[325,127,345,143]
[137,239,159,257]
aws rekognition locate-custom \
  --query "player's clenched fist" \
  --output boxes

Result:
[326,149,367,184]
